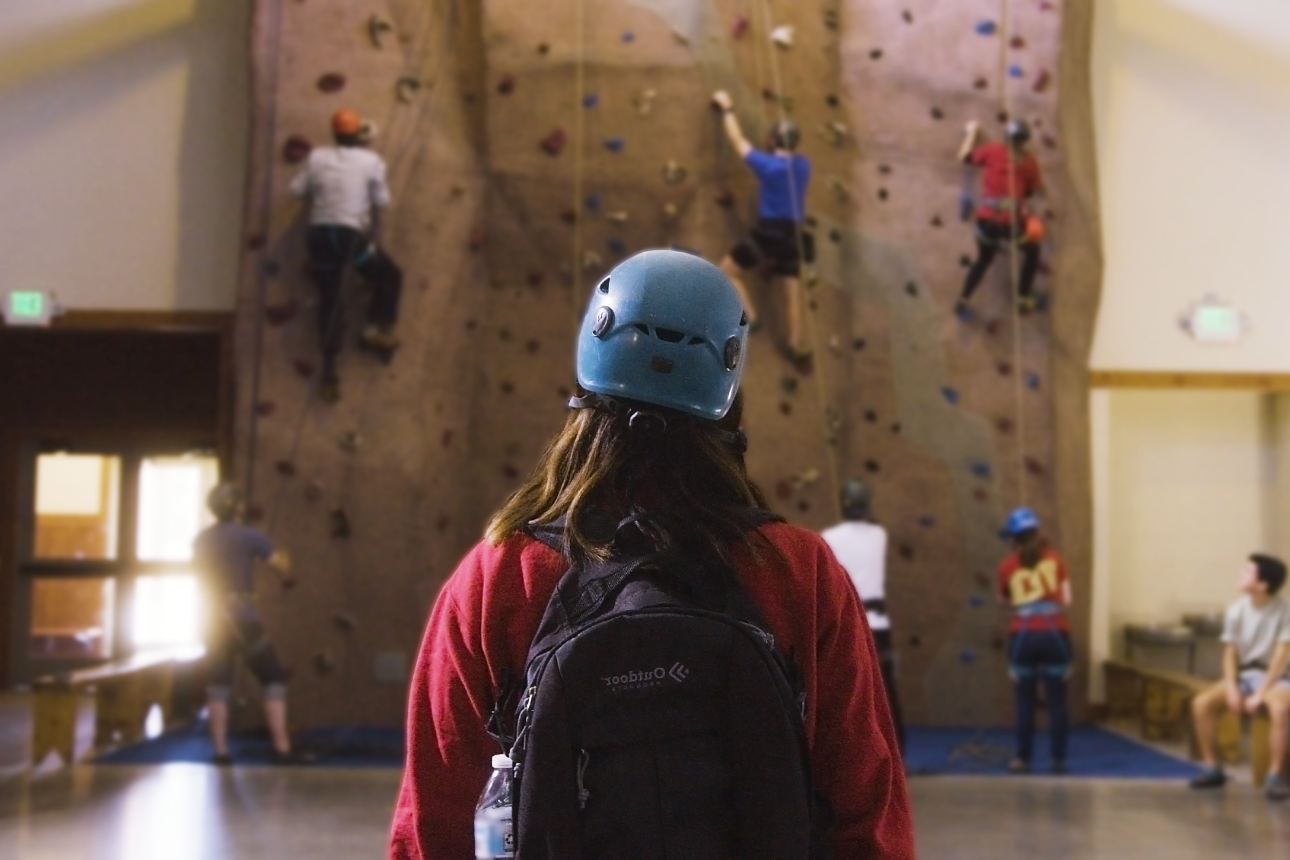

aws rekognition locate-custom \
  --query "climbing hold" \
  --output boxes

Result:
[827,177,850,202]
[582,250,603,270]
[997,361,1013,377]
[621,31,635,43]
[973,487,988,501]
[262,259,281,278]
[969,596,985,608]
[1033,69,1051,93]
[498,328,512,342]
[898,544,913,560]
[1026,372,1041,390]
[1010,36,1026,50]
[604,210,628,225]
[775,479,794,500]
[582,93,599,108]
[282,136,312,163]
[823,10,839,30]
[537,43,549,55]
[1024,457,1046,476]
[500,381,515,394]
[959,254,973,267]
[304,481,323,502]
[1008,65,1024,79]
[931,215,943,228]
[275,461,296,478]
[779,402,792,416]
[877,188,889,202]
[865,460,881,474]
[984,318,1002,336]
[539,128,566,156]
[663,160,688,184]
[317,73,346,93]
[732,16,749,38]
[975,571,992,588]
[606,237,626,253]
[436,514,451,533]
[909,635,922,648]
[869,49,883,60]
[974,77,989,90]
[826,94,840,108]
[332,613,355,632]
[559,206,576,224]
[339,432,361,453]
[468,228,484,250]
[902,10,914,24]
[780,375,799,395]
[941,386,960,405]
[970,462,992,478]
[246,234,266,251]
[632,89,657,116]
[791,467,821,489]
[368,14,395,48]
[502,464,520,480]
[441,430,454,448]
[714,189,735,208]
[314,653,337,676]
[396,77,422,103]
[930,106,944,120]
[293,359,315,379]
[820,120,849,146]
[662,202,679,221]
[525,339,540,355]
[828,229,842,244]
[497,75,516,95]
[975,21,997,36]
[1042,133,1058,150]
[828,335,840,354]
[603,137,625,152]
[771,25,794,48]
[264,299,298,326]
[526,271,544,287]
[905,282,918,297]
[863,410,878,423]
[960,650,976,664]
[919,516,935,528]
[329,508,352,539]
[996,417,1013,434]
[256,402,276,417]
[797,500,811,513]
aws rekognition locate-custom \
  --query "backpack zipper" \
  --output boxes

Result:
[576,749,591,809]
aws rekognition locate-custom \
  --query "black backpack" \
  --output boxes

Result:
[498,514,832,860]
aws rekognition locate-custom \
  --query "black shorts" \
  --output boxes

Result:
[731,219,813,277]
[205,595,288,690]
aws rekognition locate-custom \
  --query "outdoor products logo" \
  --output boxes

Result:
[602,662,689,692]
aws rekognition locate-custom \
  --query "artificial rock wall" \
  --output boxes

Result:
[232,0,1100,729]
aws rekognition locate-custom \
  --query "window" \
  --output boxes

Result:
[28,576,115,659]
[136,455,220,562]
[133,574,202,651]
[33,454,121,560]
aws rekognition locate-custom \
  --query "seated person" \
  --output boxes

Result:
[1189,553,1290,800]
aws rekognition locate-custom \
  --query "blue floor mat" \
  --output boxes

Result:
[94,722,405,768]
[903,725,1206,779]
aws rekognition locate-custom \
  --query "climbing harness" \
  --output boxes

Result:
[1007,600,1072,681]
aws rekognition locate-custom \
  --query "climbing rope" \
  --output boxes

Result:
[571,0,589,330]
[751,0,844,520]
[998,0,1029,509]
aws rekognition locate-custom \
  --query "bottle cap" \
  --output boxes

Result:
[492,754,512,769]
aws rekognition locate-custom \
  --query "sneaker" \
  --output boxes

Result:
[272,749,316,766]
[359,326,400,352]
[1007,758,1031,774]
[1267,774,1290,802]
[1051,760,1069,775]
[1188,767,1227,789]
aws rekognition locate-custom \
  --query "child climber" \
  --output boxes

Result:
[290,108,404,403]
[389,250,913,859]
[710,89,813,363]
[956,118,1045,317]
[998,507,1073,774]
[1188,554,1290,801]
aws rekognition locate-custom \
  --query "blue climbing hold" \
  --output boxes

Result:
[941,386,960,405]
[604,137,625,152]
[622,31,635,42]
[1026,372,1041,390]
[607,237,626,253]
[960,649,977,664]
[976,21,997,35]
[970,462,992,479]
[1008,64,1024,78]
[919,516,935,528]
[583,93,599,108]
[969,596,985,608]
[959,192,974,222]
[585,194,602,211]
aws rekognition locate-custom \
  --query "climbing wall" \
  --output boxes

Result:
[232,0,1100,729]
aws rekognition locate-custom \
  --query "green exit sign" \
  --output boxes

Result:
[1185,297,1243,344]
[3,290,55,326]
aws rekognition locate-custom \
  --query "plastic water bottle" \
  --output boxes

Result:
[474,754,514,859]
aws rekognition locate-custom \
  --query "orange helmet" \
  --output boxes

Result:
[331,108,363,137]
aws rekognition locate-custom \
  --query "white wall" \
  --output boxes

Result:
[1091,0,1290,371]
[0,0,248,312]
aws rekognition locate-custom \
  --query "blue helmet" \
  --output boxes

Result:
[575,249,748,420]
[1004,507,1040,537]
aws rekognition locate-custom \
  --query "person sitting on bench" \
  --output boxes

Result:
[1189,553,1290,800]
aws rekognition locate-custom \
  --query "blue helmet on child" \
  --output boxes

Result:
[575,249,749,420]
[1004,507,1040,537]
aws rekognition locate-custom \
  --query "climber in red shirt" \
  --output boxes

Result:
[388,250,914,860]
[956,119,1046,317]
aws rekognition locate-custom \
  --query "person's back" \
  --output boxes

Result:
[297,146,389,231]
[821,520,887,620]
[193,520,274,596]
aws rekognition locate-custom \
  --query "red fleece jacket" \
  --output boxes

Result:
[388,521,916,859]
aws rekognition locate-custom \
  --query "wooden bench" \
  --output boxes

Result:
[32,649,195,765]
[1104,657,1277,785]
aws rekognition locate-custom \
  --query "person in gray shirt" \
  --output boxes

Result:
[1189,554,1290,800]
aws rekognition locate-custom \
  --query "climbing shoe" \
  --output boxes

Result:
[1017,295,1038,316]
[1188,767,1227,789]
[320,376,341,404]
[954,299,972,321]
[1266,773,1289,801]
[1006,758,1031,774]
[359,326,400,353]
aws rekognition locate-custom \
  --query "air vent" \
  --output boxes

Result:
[688,336,706,345]
[634,323,650,335]
[598,277,611,294]
[655,327,685,343]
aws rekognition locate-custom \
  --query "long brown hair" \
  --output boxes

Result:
[486,392,770,578]
[1014,528,1049,569]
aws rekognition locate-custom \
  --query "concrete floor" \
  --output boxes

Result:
[2,765,1289,859]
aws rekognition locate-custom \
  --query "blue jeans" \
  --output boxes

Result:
[1009,629,1072,763]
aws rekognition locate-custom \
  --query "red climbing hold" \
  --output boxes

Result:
[256,401,276,417]
[559,206,576,224]
[293,359,315,378]
[441,429,454,448]
[775,479,793,500]
[1033,69,1051,93]
[732,16,748,38]
[1009,36,1026,49]
[264,299,298,326]
[468,228,484,250]
[996,360,1013,376]
[1042,134,1058,149]
[525,339,541,354]
[497,75,516,95]
[1024,457,1047,476]
[246,234,266,251]
[526,271,544,287]
[436,514,451,532]
[317,73,346,93]
[502,463,520,480]
[974,78,989,90]
[282,136,312,163]
[540,128,567,156]
[714,189,735,208]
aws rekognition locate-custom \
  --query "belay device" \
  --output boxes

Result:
[494,513,832,860]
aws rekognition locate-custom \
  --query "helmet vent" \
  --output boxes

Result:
[634,323,650,335]
[598,277,611,294]
[688,336,706,345]
[654,327,685,343]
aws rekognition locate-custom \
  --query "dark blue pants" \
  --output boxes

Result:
[306,225,403,355]
[1009,630,1071,763]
